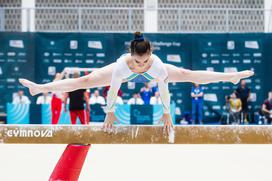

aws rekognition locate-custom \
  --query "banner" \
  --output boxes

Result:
[0,33,35,112]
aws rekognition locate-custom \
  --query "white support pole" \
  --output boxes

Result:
[265,0,272,32]
[0,9,4,31]
[144,0,158,32]
[21,0,35,32]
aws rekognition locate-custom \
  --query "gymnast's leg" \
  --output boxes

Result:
[19,63,116,96]
[164,64,254,84]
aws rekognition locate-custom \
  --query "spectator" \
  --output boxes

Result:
[36,92,52,104]
[150,91,162,105]
[261,91,272,124]
[64,72,89,125]
[152,85,159,96]
[223,95,232,124]
[191,83,204,124]
[12,90,30,104]
[89,90,106,105]
[102,86,123,105]
[51,72,66,124]
[225,95,231,111]
[149,82,158,96]
[102,86,122,98]
[229,92,242,124]
[127,92,144,105]
[140,83,152,104]
[235,79,251,123]
[115,96,124,105]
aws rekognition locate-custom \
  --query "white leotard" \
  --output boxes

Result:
[105,53,171,114]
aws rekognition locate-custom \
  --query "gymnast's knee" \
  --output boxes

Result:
[80,75,92,85]
[81,73,103,86]
[179,68,192,76]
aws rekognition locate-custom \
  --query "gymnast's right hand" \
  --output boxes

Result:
[18,78,41,96]
[103,112,120,133]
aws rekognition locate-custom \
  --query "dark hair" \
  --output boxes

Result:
[130,32,151,56]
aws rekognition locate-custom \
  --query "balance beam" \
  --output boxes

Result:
[1,125,272,144]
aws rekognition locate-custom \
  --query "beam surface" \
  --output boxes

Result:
[1,125,272,144]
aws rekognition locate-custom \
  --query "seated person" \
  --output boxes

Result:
[36,92,52,104]
[262,91,272,124]
[150,91,162,105]
[12,90,31,104]
[115,96,124,105]
[102,85,122,98]
[127,92,144,105]
[89,90,106,105]
[229,92,242,124]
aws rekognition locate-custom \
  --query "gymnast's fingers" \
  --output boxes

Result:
[109,121,113,129]
[108,119,116,133]
[164,123,168,136]
[163,122,167,135]
[159,117,164,125]
[167,123,170,135]
[102,121,106,129]
[103,122,108,132]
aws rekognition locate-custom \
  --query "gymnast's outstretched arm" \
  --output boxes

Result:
[164,64,254,84]
[19,63,116,96]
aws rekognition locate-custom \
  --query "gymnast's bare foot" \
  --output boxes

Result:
[18,78,42,96]
[230,70,254,84]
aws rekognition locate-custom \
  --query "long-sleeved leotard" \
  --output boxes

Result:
[105,53,171,114]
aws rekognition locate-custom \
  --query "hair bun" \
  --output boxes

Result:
[134,31,144,41]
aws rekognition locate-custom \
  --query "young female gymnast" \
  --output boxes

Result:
[19,32,254,134]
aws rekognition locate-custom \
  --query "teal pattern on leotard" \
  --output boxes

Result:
[126,72,154,83]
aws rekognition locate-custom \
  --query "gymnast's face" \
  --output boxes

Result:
[132,53,151,68]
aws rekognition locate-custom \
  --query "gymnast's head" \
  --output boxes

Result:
[130,31,151,67]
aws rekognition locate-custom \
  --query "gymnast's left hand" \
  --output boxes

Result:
[160,113,173,135]
[103,112,120,132]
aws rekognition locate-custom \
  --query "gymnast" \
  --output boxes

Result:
[19,32,254,134]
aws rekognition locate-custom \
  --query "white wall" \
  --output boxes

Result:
[0,144,272,181]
